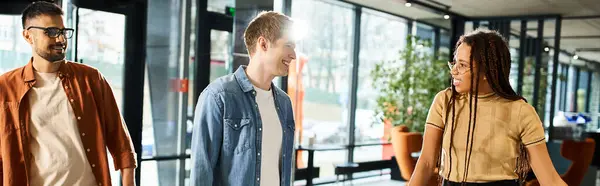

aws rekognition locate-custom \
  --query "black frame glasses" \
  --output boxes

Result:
[27,26,75,39]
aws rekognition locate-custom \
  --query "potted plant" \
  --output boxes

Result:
[371,35,448,133]
[371,35,448,180]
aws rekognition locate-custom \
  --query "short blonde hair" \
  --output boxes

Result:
[244,11,293,55]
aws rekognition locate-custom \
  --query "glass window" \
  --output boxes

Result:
[354,8,408,161]
[566,66,577,112]
[508,27,520,92]
[464,21,474,34]
[296,150,348,183]
[143,0,188,185]
[508,20,523,93]
[521,43,537,107]
[587,72,600,131]
[509,46,519,90]
[187,0,199,127]
[353,146,387,162]
[553,63,566,117]
[0,15,32,74]
[77,8,126,186]
[538,40,551,125]
[521,56,535,106]
[589,72,599,131]
[77,8,126,108]
[415,23,434,54]
[291,0,354,145]
[207,0,234,13]
[560,64,569,111]
[290,0,354,179]
[140,160,178,186]
[439,29,451,60]
[577,70,589,112]
[210,30,232,82]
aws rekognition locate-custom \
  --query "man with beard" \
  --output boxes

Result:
[0,1,136,186]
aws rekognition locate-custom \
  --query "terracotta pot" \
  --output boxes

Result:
[391,125,422,181]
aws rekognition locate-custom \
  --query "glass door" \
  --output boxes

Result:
[0,14,33,74]
[73,7,127,186]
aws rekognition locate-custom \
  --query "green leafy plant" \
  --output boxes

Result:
[371,35,448,133]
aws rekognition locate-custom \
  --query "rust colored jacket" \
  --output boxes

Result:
[0,59,137,186]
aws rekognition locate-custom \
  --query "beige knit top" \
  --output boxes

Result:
[426,89,546,182]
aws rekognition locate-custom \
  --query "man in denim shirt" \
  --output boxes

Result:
[191,11,297,186]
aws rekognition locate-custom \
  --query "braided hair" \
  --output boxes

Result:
[441,29,529,186]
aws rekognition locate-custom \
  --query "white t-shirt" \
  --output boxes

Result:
[28,71,97,186]
[254,85,283,186]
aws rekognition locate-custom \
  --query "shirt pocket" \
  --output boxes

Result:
[224,118,252,154]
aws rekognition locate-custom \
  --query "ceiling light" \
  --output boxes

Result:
[444,14,450,19]
[405,2,412,7]
[573,55,579,60]
[544,47,549,52]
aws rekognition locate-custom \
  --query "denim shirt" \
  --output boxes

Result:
[191,66,296,186]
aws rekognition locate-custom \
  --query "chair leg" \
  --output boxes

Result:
[349,174,353,186]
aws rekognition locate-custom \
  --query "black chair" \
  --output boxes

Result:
[334,162,359,185]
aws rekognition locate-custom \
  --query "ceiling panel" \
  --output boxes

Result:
[347,0,600,63]
[437,0,600,17]
[344,0,441,19]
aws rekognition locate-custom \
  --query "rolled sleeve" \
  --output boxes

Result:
[98,71,138,170]
[114,151,137,170]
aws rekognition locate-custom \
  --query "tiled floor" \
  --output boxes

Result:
[318,171,600,186]
[308,169,600,186]
[320,175,406,186]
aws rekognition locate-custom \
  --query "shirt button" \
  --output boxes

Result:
[81,133,86,136]
[235,124,238,127]
[99,183,102,186]
[259,128,262,131]
[257,178,260,181]
[77,116,81,120]
[87,148,91,152]
[92,164,96,167]
[258,152,261,156]
[70,99,74,102]
[65,86,68,89]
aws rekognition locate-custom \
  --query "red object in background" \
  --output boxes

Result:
[382,120,395,160]
[382,143,394,160]
[171,79,189,92]
[289,54,308,168]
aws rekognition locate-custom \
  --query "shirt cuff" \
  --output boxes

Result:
[114,152,138,170]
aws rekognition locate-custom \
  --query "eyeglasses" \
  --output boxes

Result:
[448,61,471,74]
[27,26,74,39]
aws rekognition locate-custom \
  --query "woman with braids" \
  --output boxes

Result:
[408,29,567,186]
